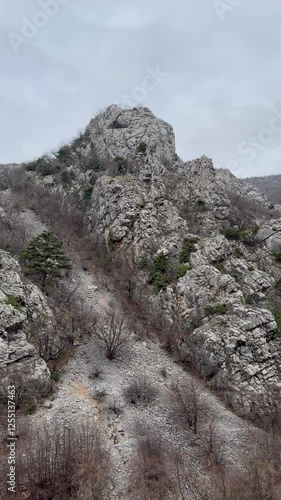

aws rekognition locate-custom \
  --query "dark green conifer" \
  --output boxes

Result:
[20,231,71,289]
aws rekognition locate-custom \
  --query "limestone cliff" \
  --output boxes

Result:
[4,104,281,410]
[0,250,51,398]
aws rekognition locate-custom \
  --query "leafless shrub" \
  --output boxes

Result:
[89,367,104,380]
[125,375,158,405]
[243,385,281,433]
[93,311,129,360]
[107,398,122,416]
[197,420,226,467]
[228,192,273,229]
[0,203,32,255]
[9,421,112,499]
[0,373,38,409]
[160,367,168,378]
[31,285,97,363]
[94,389,107,401]
[229,450,281,500]
[170,378,207,435]
[169,451,212,500]
[148,304,188,360]
[112,255,139,301]
[128,426,173,499]
[0,165,28,194]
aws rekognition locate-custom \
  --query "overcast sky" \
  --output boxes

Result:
[1,0,281,178]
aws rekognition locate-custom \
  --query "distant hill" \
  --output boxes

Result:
[244,174,281,205]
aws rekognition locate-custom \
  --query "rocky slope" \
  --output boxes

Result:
[2,105,281,413]
[0,250,51,398]
[52,104,281,410]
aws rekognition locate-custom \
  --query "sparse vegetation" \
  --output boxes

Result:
[110,118,126,129]
[148,251,170,292]
[245,295,255,305]
[204,303,227,316]
[175,263,191,279]
[89,367,104,380]
[275,278,281,291]
[179,236,199,263]
[93,312,129,360]
[61,169,75,184]
[196,199,207,209]
[5,294,25,309]
[220,319,228,326]
[25,156,59,176]
[25,161,38,172]
[114,156,128,172]
[107,229,116,252]
[273,251,281,262]
[138,256,149,270]
[222,224,259,245]
[233,246,243,258]
[125,375,158,405]
[26,403,37,415]
[129,427,173,499]
[83,186,93,200]
[214,262,224,271]
[272,307,281,337]
[0,422,112,499]
[137,141,147,154]
[50,370,60,382]
[170,379,206,434]
[84,157,105,172]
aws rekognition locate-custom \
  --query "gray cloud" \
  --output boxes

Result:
[1,0,281,177]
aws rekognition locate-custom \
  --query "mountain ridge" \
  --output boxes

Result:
[0,104,281,499]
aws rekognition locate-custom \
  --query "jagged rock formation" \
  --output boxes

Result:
[3,104,281,410]
[0,250,51,396]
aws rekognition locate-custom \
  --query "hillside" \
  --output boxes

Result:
[0,105,281,500]
[244,174,281,205]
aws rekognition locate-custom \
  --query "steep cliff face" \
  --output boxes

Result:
[82,106,276,253]
[9,105,281,409]
[0,250,51,396]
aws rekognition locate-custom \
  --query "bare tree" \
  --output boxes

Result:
[170,451,211,500]
[93,311,129,359]
[13,421,112,499]
[245,384,281,433]
[30,285,97,363]
[113,255,139,301]
[198,420,226,467]
[129,426,173,500]
[228,192,272,228]
[0,372,46,411]
[170,378,206,435]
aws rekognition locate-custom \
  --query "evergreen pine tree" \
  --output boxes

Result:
[20,231,72,289]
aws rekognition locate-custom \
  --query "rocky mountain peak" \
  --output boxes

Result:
[85,104,176,167]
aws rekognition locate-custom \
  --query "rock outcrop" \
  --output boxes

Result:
[83,106,281,407]
[0,250,51,397]
[6,104,281,410]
